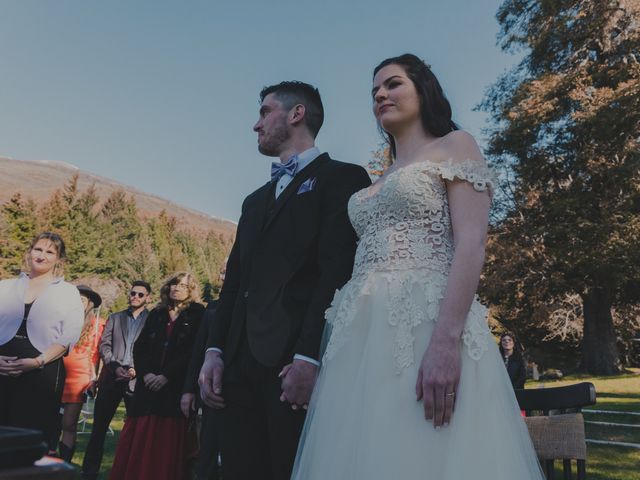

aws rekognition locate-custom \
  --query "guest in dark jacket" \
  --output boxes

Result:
[181,300,221,480]
[499,332,527,389]
[110,272,205,480]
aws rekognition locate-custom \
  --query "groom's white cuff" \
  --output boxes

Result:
[206,347,223,355]
[294,354,320,366]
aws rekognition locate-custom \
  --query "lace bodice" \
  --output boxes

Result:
[323,159,496,372]
[348,158,495,278]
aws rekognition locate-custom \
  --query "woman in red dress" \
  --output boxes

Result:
[58,284,105,462]
[110,272,204,480]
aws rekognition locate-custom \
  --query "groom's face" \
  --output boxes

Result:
[253,93,291,157]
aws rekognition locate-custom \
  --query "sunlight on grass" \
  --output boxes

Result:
[69,372,639,480]
[70,404,126,479]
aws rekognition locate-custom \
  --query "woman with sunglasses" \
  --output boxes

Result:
[110,272,205,480]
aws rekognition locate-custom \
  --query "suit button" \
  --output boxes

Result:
[244,291,249,298]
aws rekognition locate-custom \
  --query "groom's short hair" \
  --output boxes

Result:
[260,81,324,138]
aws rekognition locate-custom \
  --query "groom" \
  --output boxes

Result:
[199,81,370,480]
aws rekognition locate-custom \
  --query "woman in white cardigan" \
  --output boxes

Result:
[0,231,84,452]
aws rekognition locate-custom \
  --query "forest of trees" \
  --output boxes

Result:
[478,0,640,374]
[0,174,233,310]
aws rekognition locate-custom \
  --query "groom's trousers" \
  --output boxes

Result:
[220,335,306,480]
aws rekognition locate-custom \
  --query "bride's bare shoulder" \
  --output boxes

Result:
[439,131,485,164]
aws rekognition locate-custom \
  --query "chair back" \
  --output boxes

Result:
[515,382,596,480]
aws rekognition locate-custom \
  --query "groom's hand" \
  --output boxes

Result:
[199,350,226,409]
[279,359,318,410]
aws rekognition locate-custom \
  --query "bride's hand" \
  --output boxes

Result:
[415,333,461,428]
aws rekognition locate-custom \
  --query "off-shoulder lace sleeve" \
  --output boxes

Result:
[424,158,497,196]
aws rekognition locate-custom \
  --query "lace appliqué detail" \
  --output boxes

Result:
[429,158,496,195]
[461,299,491,361]
[323,271,489,373]
[348,158,495,278]
[322,276,367,363]
[385,272,448,372]
[322,158,495,372]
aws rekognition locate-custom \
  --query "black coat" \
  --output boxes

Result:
[131,302,205,417]
[505,354,527,389]
[208,154,371,368]
[183,300,218,395]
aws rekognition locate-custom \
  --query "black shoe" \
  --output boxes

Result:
[58,442,76,463]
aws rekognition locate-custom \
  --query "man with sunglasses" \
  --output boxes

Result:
[81,280,151,480]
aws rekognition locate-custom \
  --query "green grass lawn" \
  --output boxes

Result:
[69,372,640,480]
[527,370,640,480]
[69,404,126,480]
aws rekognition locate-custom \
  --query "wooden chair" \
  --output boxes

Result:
[515,382,596,480]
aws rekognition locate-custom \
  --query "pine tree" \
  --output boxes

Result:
[1,176,233,310]
[66,183,102,277]
[96,190,142,275]
[121,227,162,287]
[148,210,190,277]
[0,193,39,275]
[480,0,640,374]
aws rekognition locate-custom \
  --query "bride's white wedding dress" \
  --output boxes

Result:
[292,158,544,479]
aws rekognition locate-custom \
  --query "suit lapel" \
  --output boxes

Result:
[263,154,328,232]
[251,181,275,234]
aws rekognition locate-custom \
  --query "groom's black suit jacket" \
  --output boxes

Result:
[207,153,371,368]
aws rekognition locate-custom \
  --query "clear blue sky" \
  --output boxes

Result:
[0,0,518,222]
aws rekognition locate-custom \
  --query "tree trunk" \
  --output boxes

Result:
[581,288,622,375]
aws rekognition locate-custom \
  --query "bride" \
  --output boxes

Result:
[291,54,544,479]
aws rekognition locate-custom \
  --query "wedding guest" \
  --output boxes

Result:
[0,232,84,452]
[57,285,105,462]
[81,280,151,480]
[499,332,527,389]
[110,272,205,480]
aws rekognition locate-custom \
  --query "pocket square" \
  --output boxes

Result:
[297,177,317,194]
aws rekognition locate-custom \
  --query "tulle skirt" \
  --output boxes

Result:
[292,269,544,479]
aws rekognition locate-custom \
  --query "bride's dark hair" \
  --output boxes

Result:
[373,53,458,158]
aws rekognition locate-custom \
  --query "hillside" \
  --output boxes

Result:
[0,155,236,237]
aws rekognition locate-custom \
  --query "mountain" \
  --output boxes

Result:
[0,156,236,237]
